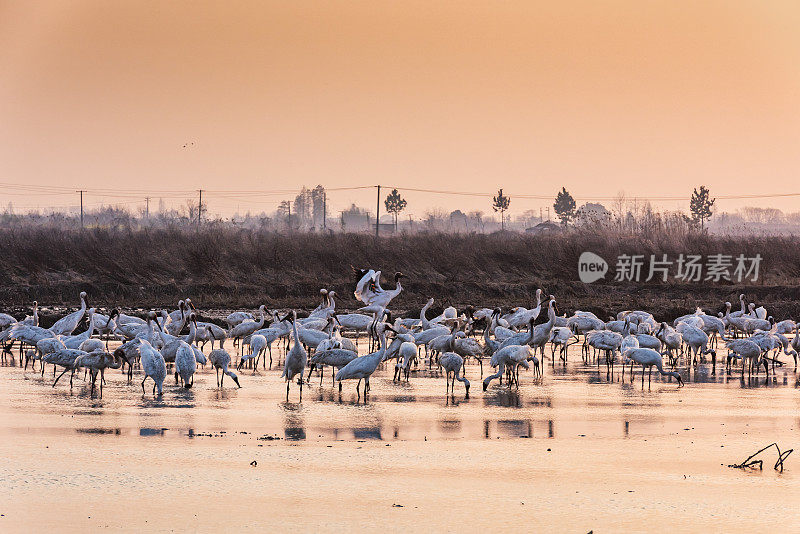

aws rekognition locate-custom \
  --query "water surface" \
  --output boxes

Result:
[1,345,798,532]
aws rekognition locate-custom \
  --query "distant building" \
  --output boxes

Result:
[576,202,611,224]
[340,204,371,232]
[525,221,561,234]
[374,222,395,234]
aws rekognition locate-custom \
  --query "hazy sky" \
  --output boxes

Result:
[2,1,800,218]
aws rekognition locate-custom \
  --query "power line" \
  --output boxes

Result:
[3,181,800,221]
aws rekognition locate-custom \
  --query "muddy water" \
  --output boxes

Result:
[1,344,799,533]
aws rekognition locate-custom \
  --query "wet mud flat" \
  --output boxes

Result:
[0,345,798,533]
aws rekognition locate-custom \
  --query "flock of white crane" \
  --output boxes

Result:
[0,267,795,401]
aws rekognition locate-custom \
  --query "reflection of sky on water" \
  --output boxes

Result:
[6,341,800,445]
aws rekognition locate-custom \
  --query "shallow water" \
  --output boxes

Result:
[1,343,799,533]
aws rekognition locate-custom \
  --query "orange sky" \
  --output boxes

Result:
[2,1,800,218]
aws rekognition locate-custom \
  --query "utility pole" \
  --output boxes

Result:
[197,189,203,225]
[145,197,150,218]
[375,185,381,238]
[76,190,85,228]
[322,191,327,230]
[546,206,550,221]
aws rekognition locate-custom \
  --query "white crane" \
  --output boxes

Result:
[720,337,763,377]
[728,294,747,318]
[549,326,578,363]
[453,332,483,375]
[114,338,143,382]
[790,324,800,369]
[418,298,436,330]
[389,336,418,382]
[73,351,122,398]
[139,313,167,396]
[43,347,87,388]
[209,346,241,388]
[506,289,543,329]
[335,312,376,345]
[307,290,336,320]
[618,321,639,380]
[194,321,226,350]
[567,313,606,359]
[308,348,358,387]
[165,303,189,336]
[622,347,683,389]
[225,310,254,330]
[475,310,502,375]
[227,305,267,353]
[439,351,470,397]
[174,318,198,388]
[7,322,56,369]
[282,311,308,401]
[586,329,623,376]
[430,305,458,326]
[250,320,292,369]
[0,312,16,329]
[49,291,89,336]
[412,324,450,361]
[335,324,392,398]
[23,301,39,326]
[168,299,191,325]
[61,308,100,349]
[482,345,536,390]
[353,269,405,310]
[676,322,715,369]
[238,334,267,372]
[744,315,772,335]
[499,297,557,359]
[655,322,683,365]
[774,319,796,335]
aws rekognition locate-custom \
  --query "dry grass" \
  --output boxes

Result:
[0,225,798,320]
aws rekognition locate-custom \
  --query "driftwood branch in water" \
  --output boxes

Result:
[728,443,793,472]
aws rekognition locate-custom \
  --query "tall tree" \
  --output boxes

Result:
[277,200,293,228]
[690,185,715,231]
[293,187,311,228]
[553,187,577,227]
[311,185,326,229]
[384,188,407,231]
[492,189,511,230]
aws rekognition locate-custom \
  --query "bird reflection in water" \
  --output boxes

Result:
[483,388,522,407]
[496,419,532,439]
[438,419,462,435]
[282,402,306,440]
[352,427,382,440]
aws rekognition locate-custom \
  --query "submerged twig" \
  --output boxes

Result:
[728,443,793,472]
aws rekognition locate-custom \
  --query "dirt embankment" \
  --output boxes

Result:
[1,226,798,322]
